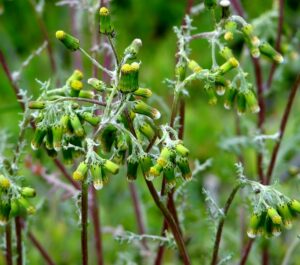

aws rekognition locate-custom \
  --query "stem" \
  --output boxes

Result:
[239,239,254,265]
[265,74,300,184]
[15,217,23,265]
[128,182,149,251]
[210,184,241,265]
[81,181,88,265]
[107,36,119,66]
[28,231,56,265]
[145,180,191,265]
[5,223,13,265]
[266,0,285,90]
[54,97,106,106]
[89,188,103,265]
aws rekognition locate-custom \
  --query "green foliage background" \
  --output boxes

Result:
[0,0,300,264]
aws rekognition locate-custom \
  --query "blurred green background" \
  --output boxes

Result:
[1,0,300,264]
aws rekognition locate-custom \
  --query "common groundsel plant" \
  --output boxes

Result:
[1,0,300,264]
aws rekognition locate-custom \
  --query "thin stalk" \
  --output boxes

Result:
[5,223,13,265]
[15,217,23,265]
[210,184,241,265]
[266,0,285,90]
[28,231,56,265]
[239,239,254,265]
[89,188,103,265]
[81,181,89,265]
[265,74,300,184]
[145,180,191,265]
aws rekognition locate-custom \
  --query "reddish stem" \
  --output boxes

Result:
[15,217,23,265]
[5,223,13,265]
[239,239,254,265]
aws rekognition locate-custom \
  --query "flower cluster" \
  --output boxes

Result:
[0,174,36,225]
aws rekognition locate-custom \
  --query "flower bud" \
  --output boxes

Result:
[205,86,217,105]
[188,60,202,73]
[139,154,153,180]
[224,32,234,41]
[220,47,234,60]
[176,156,192,181]
[277,203,293,229]
[28,101,46,109]
[99,7,114,35]
[132,100,161,120]
[241,24,261,57]
[45,128,53,150]
[56,30,80,51]
[215,76,230,96]
[157,147,175,166]
[0,201,11,225]
[78,90,94,99]
[21,187,36,198]
[164,162,176,189]
[126,155,139,182]
[244,89,260,113]
[99,124,117,153]
[259,41,284,64]
[31,125,47,150]
[0,174,10,190]
[52,124,63,151]
[204,0,217,9]
[133,88,152,98]
[73,161,88,181]
[267,207,282,225]
[175,144,189,157]
[219,57,239,74]
[87,78,106,92]
[247,213,262,238]
[119,64,133,93]
[62,147,73,165]
[224,21,237,41]
[103,160,119,175]
[224,87,237,110]
[90,163,103,190]
[289,199,300,214]
[124,38,142,58]
[70,114,85,137]
[69,80,83,97]
[237,92,246,115]
[18,197,36,215]
[220,0,231,19]
[149,163,163,179]
[80,112,100,126]
[138,121,156,141]
[66,70,83,86]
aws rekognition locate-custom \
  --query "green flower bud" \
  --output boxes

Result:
[69,80,83,97]
[52,124,63,151]
[62,147,73,165]
[176,156,192,181]
[90,163,103,190]
[259,41,284,64]
[70,114,85,137]
[244,89,260,113]
[10,199,26,218]
[56,30,80,51]
[31,125,47,150]
[264,215,273,238]
[164,162,176,189]
[87,78,106,92]
[119,64,133,93]
[241,24,261,58]
[175,63,186,81]
[78,90,94,99]
[271,223,282,237]
[237,92,246,115]
[99,124,117,153]
[73,161,88,181]
[188,60,202,73]
[220,0,231,19]
[289,199,300,214]
[204,0,217,9]
[0,200,11,225]
[130,62,139,91]
[224,87,237,110]
[18,197,36,215]
[247,213,262,238]
[277,203,293,229]
[133,88,152,98]
[267,207,282,225]
[138,121,156,141]
[219,57,239,74]
[205,86,217,105]
[112,150,126,165]
[157,147,175,166]
[175,144,189,157]
[124,38,142,58]
[21,187,36,198]
[215,76,230,96]
[220,47,234,60]
[66,70,83,86]
[224,32,234,42]
[28,101,46,109]
[103,159,119,175]
[0,174,10,190]
[132,100,161,120]
[126,155,139,182]
[45,128,53,150]
[149,163,163,179]
[80,112,100,126]
[60,114,70,133]
[99,7,114,35]
[139,154,153,180]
